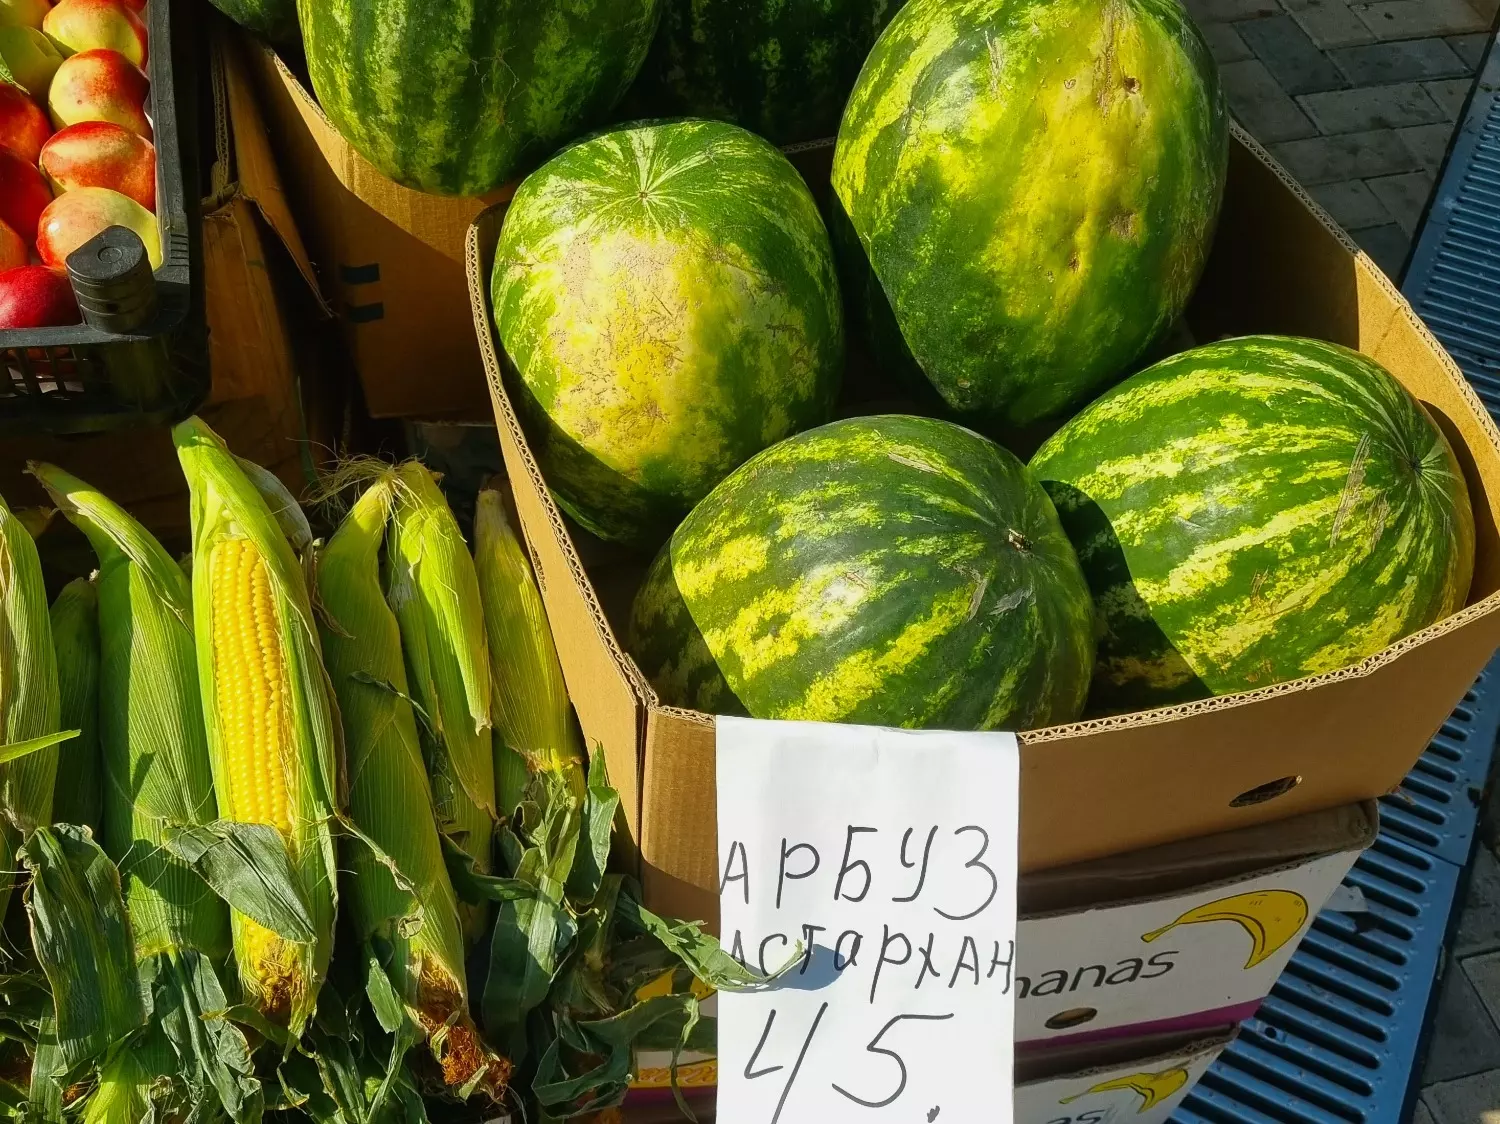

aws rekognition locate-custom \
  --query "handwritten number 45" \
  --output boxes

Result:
[746,1005,956,1121]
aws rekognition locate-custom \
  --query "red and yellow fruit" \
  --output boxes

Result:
[0,0,50,31]
[0,219,26,271]
[0,80,51,163]
[43,0,147,66]
[0,146,51,247]
[40,121,154,210]
[48,48,150,137]
[0,265,81,328]
[36,185,158,270]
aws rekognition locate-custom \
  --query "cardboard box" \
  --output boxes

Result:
[466,124,1500,925]
[1012,800,1372,1048]
[0,29,336,561]
[1014,1029,1236,1124]
[241,37,512,422]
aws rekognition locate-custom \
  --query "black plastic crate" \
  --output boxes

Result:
[0,0,206,435]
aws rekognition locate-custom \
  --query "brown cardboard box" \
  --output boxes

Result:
[241,38,514,422]
[0,31,337,560]
[466,124,1500,926]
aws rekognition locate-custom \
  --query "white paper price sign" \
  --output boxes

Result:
[715,716,1019,1124]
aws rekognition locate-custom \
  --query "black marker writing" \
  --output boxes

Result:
[893,826,938,903]
[832,1013,956,1109]
[935,825,998,922]
[835,826,877,902]
[777,839,820,909]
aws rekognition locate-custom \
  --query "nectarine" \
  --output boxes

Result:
[0,265,81,328]
[0,219,24,271]
[0,80,49,163]
[0,146,50,246]
[44,0,146,67]
[47,47,149,137]
[36,185,158,270]
[0,0,50,30]
[39,121,154,210]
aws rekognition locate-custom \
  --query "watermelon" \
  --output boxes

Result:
[208,0,297,42]
[627,0,906,146]
[491,119,844,546]
[1030,336,1476,715]
[831,0,1228,431]
[297,0,662,196]
[629,415,1096,730]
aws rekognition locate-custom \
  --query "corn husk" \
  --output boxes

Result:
[474,486,584,810]
[31,461,259,1124]
[173,416,341,1036]
[316,473,508,1096]
[0,493,63,921]
[49,578,100,833]
[386,461,496,946]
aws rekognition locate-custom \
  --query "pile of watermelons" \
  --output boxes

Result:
[227,0,1478,728]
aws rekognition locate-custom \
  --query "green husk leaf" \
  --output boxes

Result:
[49,579,100,833]
[565,750,616,906]
[162,822,316,944]
[615,890,772,993]
[144,950,262,1124]
[0,732,78,765]
[234,456,313,556]
[20,826,145,1080]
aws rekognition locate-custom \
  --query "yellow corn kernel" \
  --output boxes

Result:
[209,539,293,836]
[208,537,302,1019]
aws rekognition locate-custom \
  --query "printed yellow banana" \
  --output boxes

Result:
[1141,889,1309,969]
[1061,1068,1190,1112]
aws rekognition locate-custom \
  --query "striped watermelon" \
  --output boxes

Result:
[208,0,297,42]
[629,415,1096,730]
[297,1,662,196]
[627,0,906,146]
[1030,336,1476,715]
[831,0,1228,431]
[492,119,844,545]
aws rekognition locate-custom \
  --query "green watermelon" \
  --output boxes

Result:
[629,415,1096,730]
[831,0,1228,431]
[297,1,662,196]
[491,119,844,546]
[208,0,297,42]
[1030,336,1476,715]
[627,0,906,146]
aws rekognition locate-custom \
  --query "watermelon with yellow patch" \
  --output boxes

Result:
[1030,336,1476,715]
[628,415,1096,730]
[491,119,844,545]
[831,0,1228,431]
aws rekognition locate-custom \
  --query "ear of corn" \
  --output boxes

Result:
[173,416,340,1035]
[49,578,101,834]
[30,463,264,1123]
[386,461,496,946]
[0,493,62,921]
[316,473,508,1096]
[473,486,584,806]
[30,462,230,965]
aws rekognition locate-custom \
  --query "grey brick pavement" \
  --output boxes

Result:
[1185,0,1493,275]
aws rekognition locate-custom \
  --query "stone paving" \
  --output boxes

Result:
[1419,842,1500,1123]
[1182,0,1496,277]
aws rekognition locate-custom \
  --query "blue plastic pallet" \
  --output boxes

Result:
[1169,31,1500,1124]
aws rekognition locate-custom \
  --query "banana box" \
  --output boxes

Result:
[1014,801,1376,1048]
[1015,1028,1236,1124]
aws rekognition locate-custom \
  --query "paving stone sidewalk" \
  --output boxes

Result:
[1183,0,1496,277]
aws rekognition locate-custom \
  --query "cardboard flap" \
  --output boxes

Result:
[1015,1028,1237,1084]
[218,27,325,312]
[1019,800,1377,916]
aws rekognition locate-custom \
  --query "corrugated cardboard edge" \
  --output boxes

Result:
[1015,1027,1239,1085]
[467,215,649,847]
